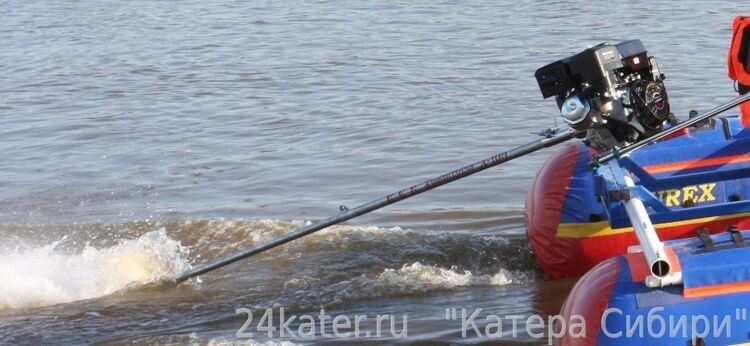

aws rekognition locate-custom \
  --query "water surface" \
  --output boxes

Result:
[0,1,741,344]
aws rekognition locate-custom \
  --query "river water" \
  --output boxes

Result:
[0,1,741,344]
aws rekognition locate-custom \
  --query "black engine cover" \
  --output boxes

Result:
[535,40,649,100]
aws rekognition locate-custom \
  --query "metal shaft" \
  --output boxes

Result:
[170,128,580,284]
[595,93,750,164]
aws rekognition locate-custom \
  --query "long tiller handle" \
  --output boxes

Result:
[170,128,580,284]
[593,94,750,165]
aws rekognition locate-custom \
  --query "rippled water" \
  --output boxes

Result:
[0,0,742,344]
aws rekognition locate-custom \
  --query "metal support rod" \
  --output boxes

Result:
[595,93,750,165]
[605,160,682,288]
[622,174,670,277]
[623,172,683,288]
[169,129,581,285]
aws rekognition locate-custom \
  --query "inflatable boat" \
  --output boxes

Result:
[527,24,750,344]
[558,230,750,345]
[527,116,750,279]
[538,120,750,345]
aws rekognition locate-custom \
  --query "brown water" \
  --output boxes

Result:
[0,1,741,344]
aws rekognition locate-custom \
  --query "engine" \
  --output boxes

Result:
[535,40,672,150]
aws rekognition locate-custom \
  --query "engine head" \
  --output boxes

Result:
[535,40,672,150]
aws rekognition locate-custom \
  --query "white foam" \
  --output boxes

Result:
[283,262,525,307]
[0,228,190,310]
[377,262,518,289]
[188,219,407,256]
[244,220,405,244]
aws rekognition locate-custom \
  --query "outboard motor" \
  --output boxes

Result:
[535,40,672,150]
